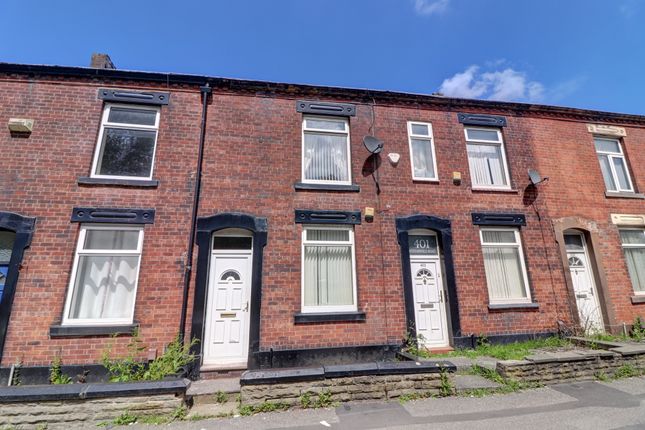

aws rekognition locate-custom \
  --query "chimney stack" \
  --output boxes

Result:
[90,53,116,70]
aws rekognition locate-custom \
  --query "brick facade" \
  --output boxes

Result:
[0,63,643,370]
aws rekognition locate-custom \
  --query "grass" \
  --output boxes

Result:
[412,336,571,361]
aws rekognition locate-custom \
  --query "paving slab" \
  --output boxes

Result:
[610,345,645,356]
[445,357,473,371]
[186,378,241,396]
[454,374,501,392]
[473,357,498,371]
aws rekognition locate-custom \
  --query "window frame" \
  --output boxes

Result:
[594,136,635,193]
[619,227,645,295]
[464,127,511,190]
[479,227,532,305]
[62,224,144,326]
[300,224,358,314]
[90,103,161,181]
[301,115,352,186]
[407,121,439,182]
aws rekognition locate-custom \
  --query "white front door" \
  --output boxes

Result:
[203,252,252,367]
[411,259,449,348]
[565,233,604,333]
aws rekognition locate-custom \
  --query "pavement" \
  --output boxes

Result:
[124,376,645,429]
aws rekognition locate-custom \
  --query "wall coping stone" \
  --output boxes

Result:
[0,378,189,403]
[241,361,457,386]
[610,345,645,356]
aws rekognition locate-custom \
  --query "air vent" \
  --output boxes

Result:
[472,212,526,226]
[295,210,361,225]
[98,88,170,106]
[458,113,507,127]
[71,207,155,224]
[296,100,356,117]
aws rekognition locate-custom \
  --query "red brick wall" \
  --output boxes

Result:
[0,72,642,367]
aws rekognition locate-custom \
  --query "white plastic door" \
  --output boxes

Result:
[203,254,252,367]
[411,259,448,347]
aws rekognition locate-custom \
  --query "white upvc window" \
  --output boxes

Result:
[408,121,438,181]
[62,224,144,325]
[91,104,161,180]
[619,228,645,294]
[465,127,511,189]
[302,116,351,185]
[479,227,531,304]
[594,137,634,192]
[301,225,357,313]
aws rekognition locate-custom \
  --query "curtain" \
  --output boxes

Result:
[467,144,506,186]
[620,230,645,293]
[411,138,435,178]
[0,230,15,263]
[69,255,138,319]
[304,245,353,307]
[482,247,526,301]
[303,133,348,182]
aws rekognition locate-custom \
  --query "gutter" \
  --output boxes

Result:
[178,84,212,343]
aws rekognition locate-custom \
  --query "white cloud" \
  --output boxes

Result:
[439,65,545,102]
[413,0,450,16]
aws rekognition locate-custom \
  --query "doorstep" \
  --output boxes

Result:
[186,378,241,419]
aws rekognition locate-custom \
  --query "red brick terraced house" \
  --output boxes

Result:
[0,58,643,381]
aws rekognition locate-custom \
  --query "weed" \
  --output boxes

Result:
[299,391,313,408]
[632,316,645,341]
[137,414,171,425]
[594,370,609,382]
[239,401,290,416]
[188,413,216,421]
[113,411,137,426]
[36,424,48,430]
[469,364,504,384]
[215,390,228,404]
[102,331,197,382]
[431,336,571,361]
[614,364,641,379]
[49,355,72,385]
[315,389,335,408]
[171,405,188,421]
[439,367,453,397]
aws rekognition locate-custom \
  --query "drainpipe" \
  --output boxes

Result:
[178,83,212,343]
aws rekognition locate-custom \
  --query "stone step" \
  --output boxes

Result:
[454,374,502,393]
[187,378,241,407]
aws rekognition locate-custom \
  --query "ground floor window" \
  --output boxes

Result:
[63,224,144,325]
[620,228,645,294]
[301,225,357,313]
[480,227,531,304]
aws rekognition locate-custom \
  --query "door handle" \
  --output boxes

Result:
[439,290,444,303]
[243,301,249,312]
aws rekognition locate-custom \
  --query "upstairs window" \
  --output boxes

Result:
[594,137,634,192]
[408,121,438,181]
[302,226,357,313]
[620,229,645,294]
[302,116,351,185]
[465,127,510,189]
[91,104,160,180]
[480,227,531,304]
[0,230,15,303]
[63,225,144,325]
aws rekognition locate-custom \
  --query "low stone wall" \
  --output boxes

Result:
[497,349,645,384]
[0,379,188,429]
[242,373,450,406]
[0,393,182,429]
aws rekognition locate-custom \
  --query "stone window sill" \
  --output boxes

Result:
[294,311,366,324]
[78,177,159,188]
[488,303,539,311]
[471,188,519,194]
[605,191,645,200]
[294,182,360,192]
[631,295,645,304]
[49,323,139,338]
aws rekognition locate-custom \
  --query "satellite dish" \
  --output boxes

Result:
[528,168,546,185]
[363,135,384,154]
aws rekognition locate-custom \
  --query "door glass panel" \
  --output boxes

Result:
[568,256,584,267]
[564,234,584,251]
[409,235,438,255]
[213,236,252,250]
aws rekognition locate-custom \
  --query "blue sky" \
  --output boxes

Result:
[1,0,644,114]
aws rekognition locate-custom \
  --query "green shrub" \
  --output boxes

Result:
[49,355,72,385]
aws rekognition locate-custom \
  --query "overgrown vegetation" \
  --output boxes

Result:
[214,390,228,404]
[239,401,290,416]
[405,335,571,361]
[97,406,187,427]
[49,355,72,385]
[438,367,453,397]
[464,364,542,396]
[101,330,197,382]
[298,389,335,409]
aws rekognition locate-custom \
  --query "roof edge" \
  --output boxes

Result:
[1,62,644,125]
